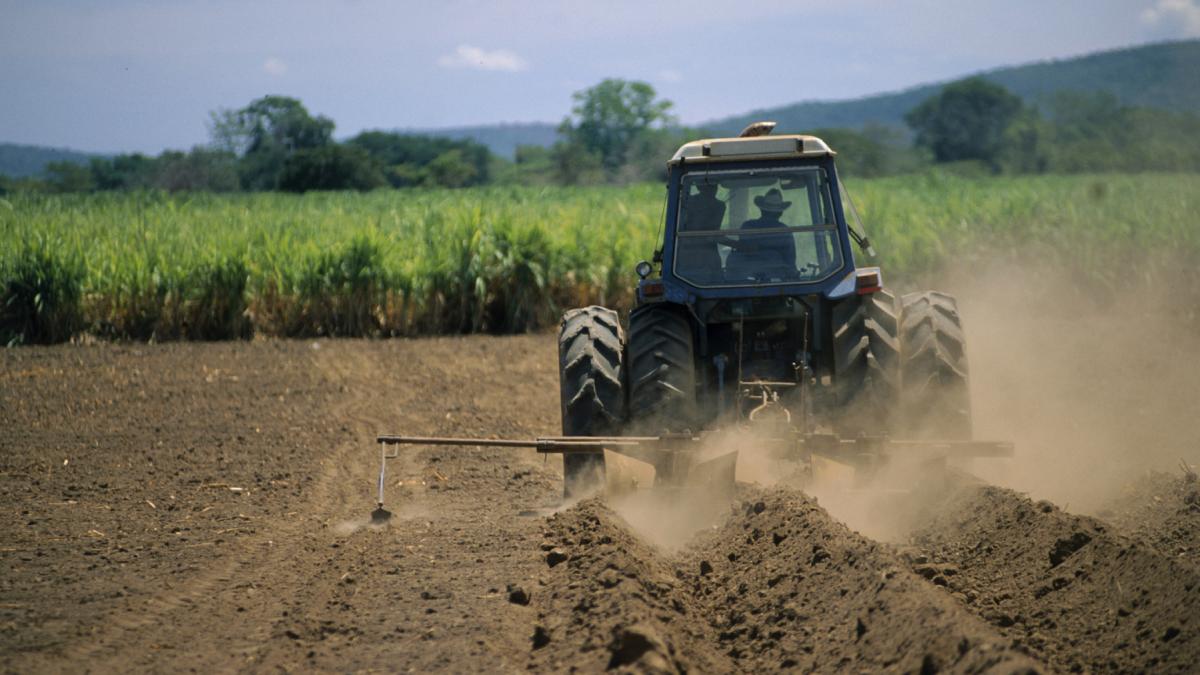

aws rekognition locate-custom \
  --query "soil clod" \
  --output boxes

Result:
[1048,531,1092,567]
[506,584,530,605]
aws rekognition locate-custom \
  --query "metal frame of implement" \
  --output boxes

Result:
[372,432,1013,513]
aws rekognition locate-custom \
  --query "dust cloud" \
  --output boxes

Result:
[950,260,1200,514]
[609,258,1200,545]
[605,437,742,549]
[808,259,1200,538]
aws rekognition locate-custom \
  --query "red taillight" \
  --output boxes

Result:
[855,267,882,295]
[641,281,665,297]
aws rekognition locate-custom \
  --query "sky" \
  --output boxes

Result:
[2,0,1198,154]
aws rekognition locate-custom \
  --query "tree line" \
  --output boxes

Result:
[905,77,1200,174]
[5,76,1200,195]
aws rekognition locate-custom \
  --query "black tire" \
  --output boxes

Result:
[898,291,972,440]
[626,305,696,434]
[558,306,625,497]
[831,289,901,435]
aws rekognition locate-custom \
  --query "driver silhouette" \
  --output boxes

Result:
[725,188,797,277]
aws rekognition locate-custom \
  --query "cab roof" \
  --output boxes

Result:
[669,134,835,166]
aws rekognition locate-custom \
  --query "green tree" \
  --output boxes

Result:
[278,145,386,192]
[998,109,1048,174]
[905,78,1024,168]
[492,145,557,185]
[560,79,675,171]
[88,153,157,190]
[550,141,603,186]
[209,96,335,190]
[346,131,491,188]
[422,149,478,188]
[44,161,96,193]
[1035,92,1200,173]
[152,148,240,192]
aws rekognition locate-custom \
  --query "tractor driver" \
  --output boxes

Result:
[675,182,725,283]
[724,188,797,280]
[684,182,725,231]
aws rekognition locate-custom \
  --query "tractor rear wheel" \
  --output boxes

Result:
[626,305,696,434]
[898,291,972,439]
[831,290,901,435]
[558,306,625,498]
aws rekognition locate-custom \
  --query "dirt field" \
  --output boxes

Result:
[2,333,1199,673]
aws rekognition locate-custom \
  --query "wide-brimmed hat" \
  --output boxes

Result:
[754,189,791,212]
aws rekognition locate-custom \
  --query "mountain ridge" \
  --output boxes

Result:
[707,38,1200,135]
[4,39,1197,173]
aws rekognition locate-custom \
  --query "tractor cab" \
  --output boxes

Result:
[641,131,874,307]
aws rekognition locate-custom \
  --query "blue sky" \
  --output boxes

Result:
[2,0,1198,153]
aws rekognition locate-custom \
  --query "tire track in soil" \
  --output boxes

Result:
[242,338,567,673]
[907,484,1200,673]
[0,342,347,673]
[212,342,427,670]
[5,337,565,673]
[64,344,375,673]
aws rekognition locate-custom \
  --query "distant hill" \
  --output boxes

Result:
[7,40,1196,170]
[706,39,1200,135]
[401,40,1200,158]
[0,143,97,178]
[402,122,559,160]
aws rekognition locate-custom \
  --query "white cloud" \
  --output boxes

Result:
[437,45,528,72]
[262,57,287,76]
[1140,0,1200,38]
[657,69,682,83]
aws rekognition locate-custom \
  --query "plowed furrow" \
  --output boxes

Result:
[908,485,1200,674]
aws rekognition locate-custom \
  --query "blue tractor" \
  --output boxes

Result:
[557,123,979,495]
[371,123,1008,513]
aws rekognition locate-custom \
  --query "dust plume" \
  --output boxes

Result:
[751,256,1200,539]
[938,259,1200,513]
[606,433,768,549]
[611,259,1200,544]
[803,259,1200,538]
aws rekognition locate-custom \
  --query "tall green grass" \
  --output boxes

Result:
[0,234,84,345]
[1,173,1196,343]
[848,173,1200,300]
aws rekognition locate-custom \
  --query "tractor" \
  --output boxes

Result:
[373,122,1005,515]
[555,122,979,496]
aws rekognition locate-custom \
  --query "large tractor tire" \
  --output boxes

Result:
[898,291,972,440]
[558,306,625,498]
[626,305,697,434]
[831,290,901,435]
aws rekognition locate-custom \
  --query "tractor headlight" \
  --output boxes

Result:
[635,260,653,279]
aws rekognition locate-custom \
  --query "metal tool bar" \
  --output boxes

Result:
[379,435,553,447]
[375,435,663,453]
[880,440,1014,457]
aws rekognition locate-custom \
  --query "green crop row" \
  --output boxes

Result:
[1,173,1197,344]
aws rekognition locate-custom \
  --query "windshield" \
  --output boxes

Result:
[673,167,844,287]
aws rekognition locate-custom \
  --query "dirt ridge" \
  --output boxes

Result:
[533,490,1044,674]
[909,484,1200,673]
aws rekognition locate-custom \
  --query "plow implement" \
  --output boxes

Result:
[370,431,1012,520]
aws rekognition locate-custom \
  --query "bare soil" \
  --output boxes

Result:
[2,336,1198,673]
[906,485,1200,673]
